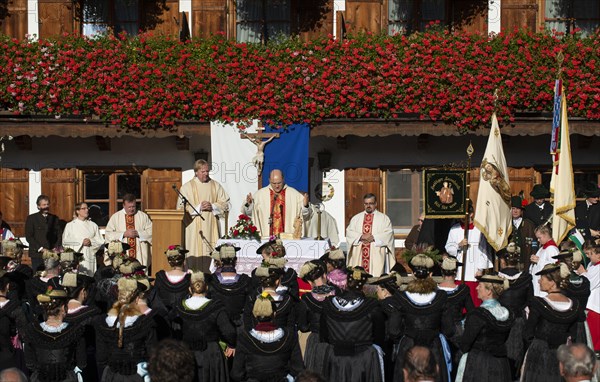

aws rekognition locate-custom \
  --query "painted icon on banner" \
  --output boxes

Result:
[423,169,467,218]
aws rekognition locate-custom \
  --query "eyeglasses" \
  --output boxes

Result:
[364,202,376,205]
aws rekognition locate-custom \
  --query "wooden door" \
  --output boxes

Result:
[0,0,28,39]
[0,168,29,237]
[38,0,74,38]
[344,168,382,228]
[192,0,227,38]
[41,169,79,225]
[294,0,334,41]
[145,0,179,36]
[501,0,538,32]
[142,168,182,210]
[345,0,383,34]
[470,166,536,207]
[451,0,488,34]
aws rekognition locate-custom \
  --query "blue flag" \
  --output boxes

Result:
[262,123,310,193]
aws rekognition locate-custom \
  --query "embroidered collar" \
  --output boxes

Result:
[106,315,139,328]
[498,271,522,281]
[481,299,510,321]
[40,322,69,332]
[332,296,363,311]
[250,328,284,343]
[542,296,573,312]
[405,291,436,305]
[165,272,187,283]
[183,296,210,310]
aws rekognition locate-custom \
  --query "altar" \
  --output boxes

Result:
[214,238,331,274]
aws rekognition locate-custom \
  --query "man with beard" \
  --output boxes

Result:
[25,195,62,271]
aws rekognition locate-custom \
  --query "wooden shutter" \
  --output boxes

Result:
[142,169,182,210]
[144,0,179,37]
[344,168,382,228]
[192,0,227,38]
[0,0,28,39]
[501,0,538,32]
[294,0,334,41]
[345,0,383,34]
[41,169,79,224]
[451,0,488,34]
[0,169,29,237]
[38,0,74,38]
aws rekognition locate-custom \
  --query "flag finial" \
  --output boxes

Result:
[556,51,564,80]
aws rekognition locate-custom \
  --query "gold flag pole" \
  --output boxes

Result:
[461,142,474,284]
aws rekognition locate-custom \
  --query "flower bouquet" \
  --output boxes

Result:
[229,214,261,241]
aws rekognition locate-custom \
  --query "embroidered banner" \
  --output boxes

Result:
[422,169,468,219]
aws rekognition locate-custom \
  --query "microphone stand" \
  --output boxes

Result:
[172,184,205,221]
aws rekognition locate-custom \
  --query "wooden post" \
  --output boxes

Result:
[146,209,185,277]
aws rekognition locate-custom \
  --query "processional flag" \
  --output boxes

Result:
[473,113,512,251]
[550,80,576,245]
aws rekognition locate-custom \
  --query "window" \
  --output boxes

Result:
[83,170,142,227]
[236,0,291,43]
[545,0,600,37]
[82,0,140,37]
[388,0,446,35]
[386,169,422,233]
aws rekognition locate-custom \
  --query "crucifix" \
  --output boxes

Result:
[240,121,279,181]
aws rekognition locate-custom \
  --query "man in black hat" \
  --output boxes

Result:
[508,195,536,269]
[575,182,600,241]
[524,184,553,227]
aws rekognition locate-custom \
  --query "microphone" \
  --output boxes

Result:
[172,184,177,190]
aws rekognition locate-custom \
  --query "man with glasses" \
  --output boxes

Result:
[346,193,395,277]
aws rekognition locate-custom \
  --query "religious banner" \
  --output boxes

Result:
[422,169,468,218]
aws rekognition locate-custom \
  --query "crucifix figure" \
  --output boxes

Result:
[240,122,279,176]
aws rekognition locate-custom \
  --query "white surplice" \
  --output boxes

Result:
[62,218,104,275]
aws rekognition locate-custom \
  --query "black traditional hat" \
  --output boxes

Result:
[534,263,561,276]
[37,276,69,303]
[552,248,583,263]
[511,196,524,209]
[581,182,600,198]
[530,184,550,199]
[475,274,505,284]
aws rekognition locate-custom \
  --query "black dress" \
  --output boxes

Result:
[231,326,304,382]
[297,291,333,375]
[320,291,385,382]
[95,313,157,381]
[243,290,297,331]
[174,297,236,382]
[521,296,579,382]
[24,276,49,318]
[564,272,591,345]
[20,321,86,382]
[208,272,252,326]
[456,301,515,382]
[65,305,101,382]
[389,290,451,382]
[440,283,474,380]
[0,299,22,370]
[498,268,532,374]
[153,271,191,311]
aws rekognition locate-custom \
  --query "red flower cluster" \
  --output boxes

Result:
[230,215,260,240]
[0,29,598,131]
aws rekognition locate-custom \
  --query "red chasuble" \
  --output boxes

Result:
[125,214,136,259]
[270,188,286,236]
[361,213,374,272]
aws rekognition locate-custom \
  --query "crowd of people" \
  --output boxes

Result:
[0,162,599,381]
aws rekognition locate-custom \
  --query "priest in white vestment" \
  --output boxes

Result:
[242,169,311,239]
[105,194,153,267]
[346,193,395,277]
[178,159,230,271]
[62,202,104,275]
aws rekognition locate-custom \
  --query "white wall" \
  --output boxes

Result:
[488,0,501,34]
[27,0,39,39]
